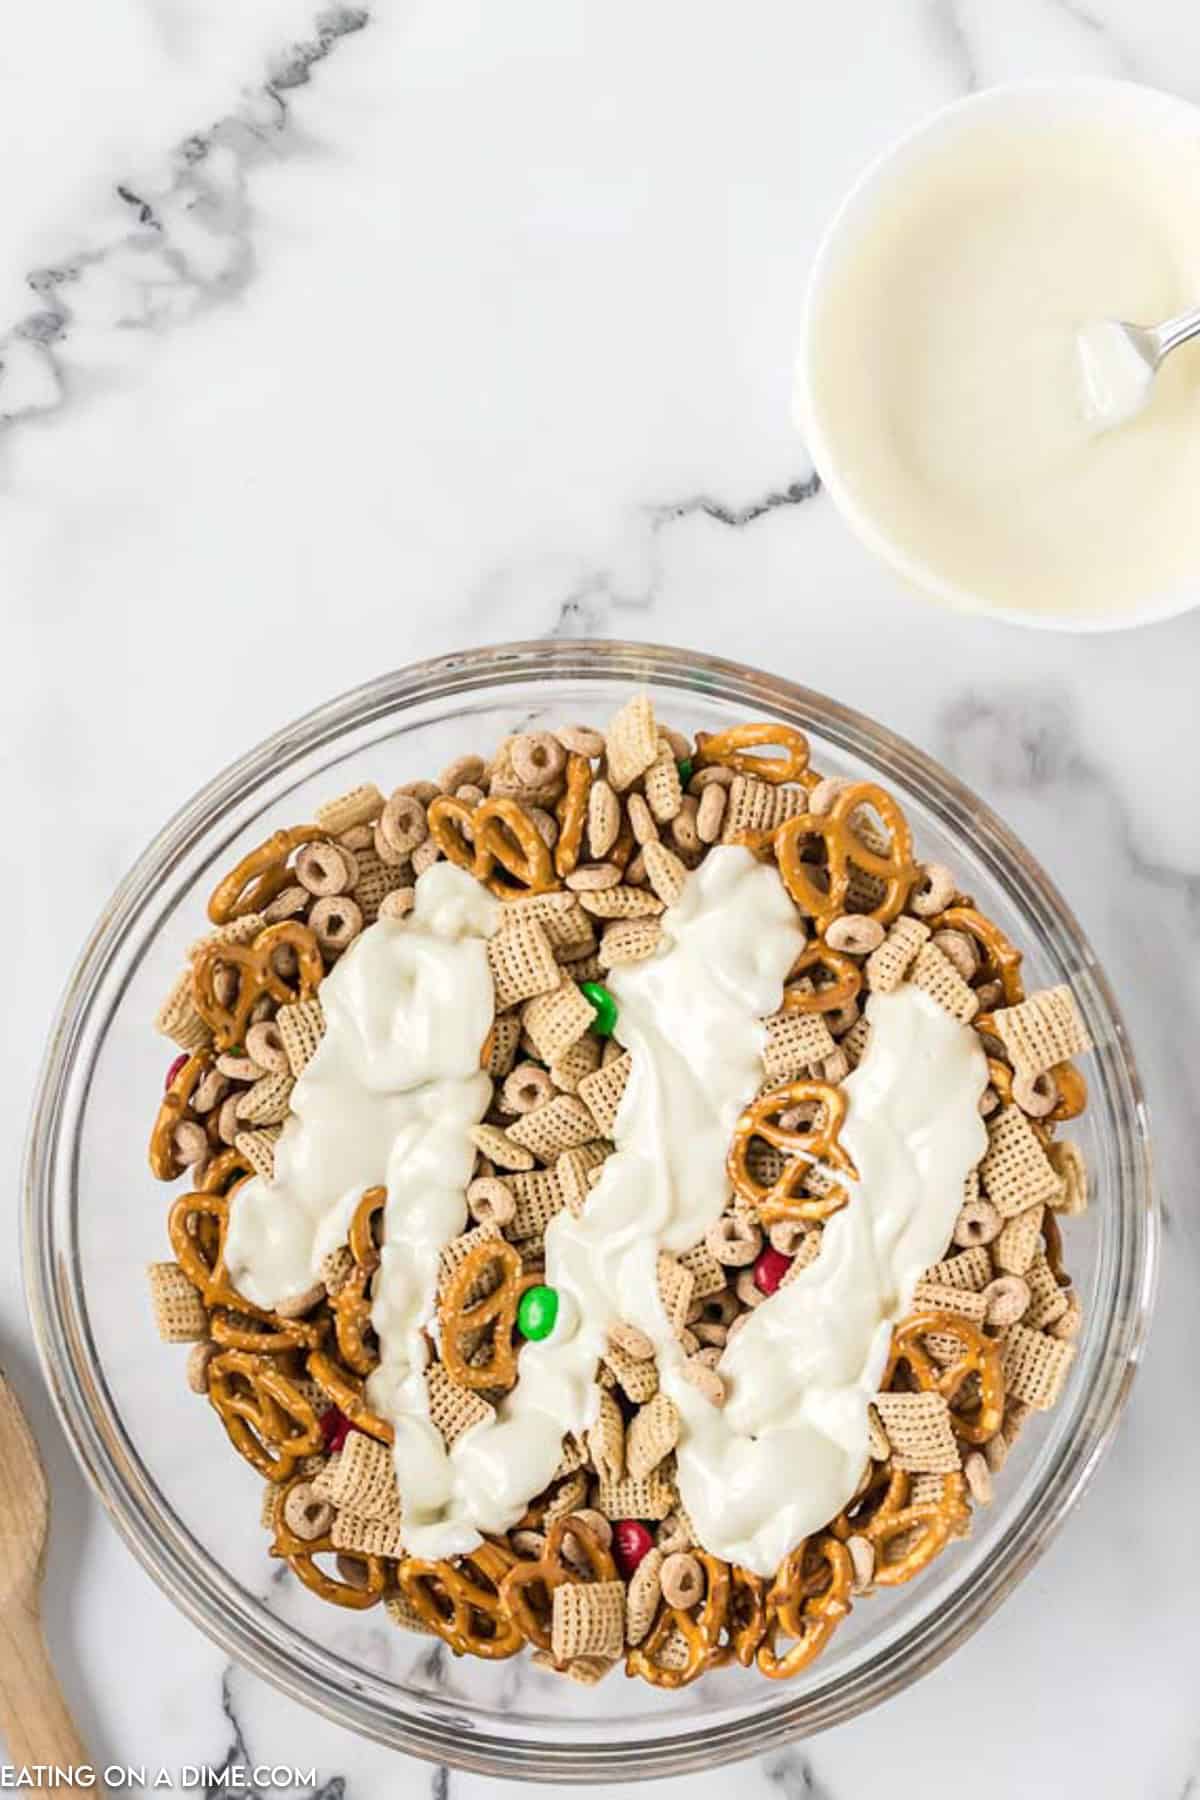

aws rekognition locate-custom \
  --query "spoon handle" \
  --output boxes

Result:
[0,1599,102,1797]
[1152,303,1200,361]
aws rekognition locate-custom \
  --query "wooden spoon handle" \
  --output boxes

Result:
[0,1601,101,1797]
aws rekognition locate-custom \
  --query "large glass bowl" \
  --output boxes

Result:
[24,641,1156,1782]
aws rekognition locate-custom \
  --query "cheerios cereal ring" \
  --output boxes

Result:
[207,825,329,924]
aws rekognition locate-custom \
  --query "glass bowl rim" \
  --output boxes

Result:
[22,638,1158,1781]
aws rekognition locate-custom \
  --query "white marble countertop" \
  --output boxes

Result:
[3,2,1198,1796]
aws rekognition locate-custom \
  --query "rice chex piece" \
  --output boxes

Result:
[260,1481,283,1532]
[910,942,979,1024]
[332,1511,404,1557]
[595,1464,676,1522]
[352,847,408,924]
[236,1071,295,1126]
[721,775,808,842]
[1023,1255,1070,1332]
[911,1279,987,1325]
[507,1094,598,1158]
[309,1454,341,1502]
[155,968,212,1052]
[188,911,269,956]
[315,784,384,832]
[385,1589,440,1637]
[626,1394,680,1479]
[483,1013,523,1078]
[426,1363,494,1446]
[641,841,688,908]
[778,1229,823,1283]
[1047,1139,1088,1215]
[656,1253,695,1333]
[147,1263,209,1342]
[508,1168,565,1239]
[873,1391,961,1474]
[599,918,662,968]
[330,1427,403,1521]
[605,695,659,791]
[980,1106,1063,1217]
[578,886,664,920]
[549,1035,602,1093]
[552,1580,626,1664]
[626,1547,665,1646]
[544,1470,589,1521]
[677,1241,726,1300]
[866,917,930,993]
[587,1388,626,1482]
[922,1246,993,1292]
[468,1123,535,1171]
[487,918,561,1009]
[644,752,683,822]
[552,1433,588,1479]
[762,1009,838,1082]
[532,1649,617,1687]
[992,985,1091,1077]
[1002,1324,1076,1410]
[840,1013,872,1069]
[522,981,597,1062]
[234,1126,281,1183]
[503,890,595,955]
[578,1053,632,1138]
[557,1143,609,1216]
[602,1342,659,1403]
[992,1204,1044,1276]
[276,997,326,1078]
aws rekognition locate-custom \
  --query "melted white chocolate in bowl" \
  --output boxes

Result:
[224,851,987,1576]
[803,100,1200,622]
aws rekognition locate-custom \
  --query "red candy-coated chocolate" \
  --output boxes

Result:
[753,1246,792,1296]
[613,1519,654,1576]
[164,1052,189,1091]
[320,1407,352,1455]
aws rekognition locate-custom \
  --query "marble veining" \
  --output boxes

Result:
[3,1,1199,1797]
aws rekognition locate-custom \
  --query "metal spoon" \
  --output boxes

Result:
[1077,303,1200,432]
[0,1367,100,1794]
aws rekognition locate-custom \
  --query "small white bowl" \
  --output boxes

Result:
[795,79,1200,633]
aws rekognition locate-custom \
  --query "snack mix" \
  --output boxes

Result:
[146,699,1091,1689]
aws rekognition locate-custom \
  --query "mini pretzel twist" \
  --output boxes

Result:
[306,1350,395,1444]
[782,944,863,1016]
[207,825,329,924]
[333,1186,387,1376]
[727,1080,858,1226]
[192,919,325,1051]
[149,1051,213,1181]
[438,1237,524,1391]
[209,1308,326,1355]
[625,1551,730,1689]
[207,1349,323,1480]
[774,782,915,934]
[856,1468,970,1587]
[694,723,814,787]
[271,1474,388,1609]
[757,1535,853,1678]
[723,1565,768,1667]
[500,1513,617,1655]
[554,753,592,878]
[398,1542,525,1658]
[885,1310,1005,1445]
[427,795,558,898]
[932,906,1024,1005]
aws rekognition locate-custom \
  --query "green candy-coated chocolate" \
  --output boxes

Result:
[676,757,693,787]
[579,979,618,1037]
[517,1283,559,1341]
